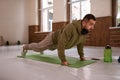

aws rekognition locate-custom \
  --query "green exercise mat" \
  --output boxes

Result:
[20,54,96,68]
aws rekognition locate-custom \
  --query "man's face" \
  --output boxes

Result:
[82,19,96,32]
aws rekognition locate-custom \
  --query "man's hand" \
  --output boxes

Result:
[61,61,69,66]
[80,57,85,61]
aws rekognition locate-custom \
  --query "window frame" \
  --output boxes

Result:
[38,0,53,32]
[67,0,91,23]
[112,0,117,27]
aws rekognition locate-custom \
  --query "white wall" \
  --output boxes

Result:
[0,0,111,45]
[53,0,67,22]
[0,0,37,44]
[91,0,111,17]
[53,0,111,22]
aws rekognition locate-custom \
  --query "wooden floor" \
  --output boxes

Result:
[0,45,120,80]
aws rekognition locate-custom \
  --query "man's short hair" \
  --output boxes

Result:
[83,14,96,21]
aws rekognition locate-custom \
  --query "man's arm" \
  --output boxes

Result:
[57,25,73,65]
[57,36,66,62]
[77,42,85,61]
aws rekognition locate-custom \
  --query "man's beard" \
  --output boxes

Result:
[81,28,89,35]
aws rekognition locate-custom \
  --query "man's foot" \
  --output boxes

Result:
[21,46,27,58]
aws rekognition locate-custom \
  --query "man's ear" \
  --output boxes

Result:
[82,19,89,26]
[82,21,86,27]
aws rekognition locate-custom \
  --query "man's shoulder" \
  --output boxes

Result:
[72,20,81,23]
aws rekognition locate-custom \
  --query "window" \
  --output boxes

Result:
[68,0,91,22]
[116,0,120,26]
[39,0,53,32]
[112,0,120,27]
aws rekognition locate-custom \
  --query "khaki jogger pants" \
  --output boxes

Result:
[25,32,54,52]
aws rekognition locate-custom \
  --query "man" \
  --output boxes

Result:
[21,14,96,66]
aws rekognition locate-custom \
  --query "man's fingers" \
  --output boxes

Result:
[61,61,69,66]
[80,57,85,61]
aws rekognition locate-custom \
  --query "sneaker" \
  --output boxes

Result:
[21,46,27,58]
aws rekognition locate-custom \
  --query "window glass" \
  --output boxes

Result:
[41,0,53,32]
[70,0,91,21]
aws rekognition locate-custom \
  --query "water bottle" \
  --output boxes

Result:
[104,45,112,62]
